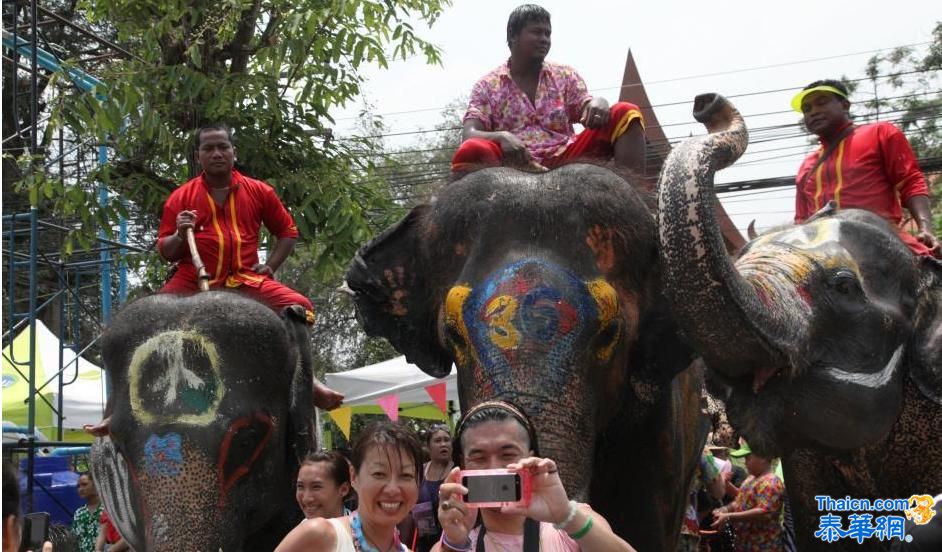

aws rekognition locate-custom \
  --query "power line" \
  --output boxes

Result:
[357,102,939,163]
[592,42,931,93]
[334,41,931,123]
[338,70,937,143]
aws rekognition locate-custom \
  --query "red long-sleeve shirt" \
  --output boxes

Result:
[157,170,299,289]
[795,121,929,225]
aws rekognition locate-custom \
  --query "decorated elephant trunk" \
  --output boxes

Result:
[657,94,799,380]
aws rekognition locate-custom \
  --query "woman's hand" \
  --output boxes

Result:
[437,467,477,549]
[500,457,570,525]
[710,508,730,530]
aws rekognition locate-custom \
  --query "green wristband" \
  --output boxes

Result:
[569,515,594,540]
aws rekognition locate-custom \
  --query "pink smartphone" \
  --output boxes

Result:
[458,468,532,508]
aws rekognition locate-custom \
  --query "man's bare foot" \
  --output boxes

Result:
[84,416,111,437]
[313,382,344,410]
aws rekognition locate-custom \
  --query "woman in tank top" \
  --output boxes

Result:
[411,425,454,552]
[276,421,423,552]
[296,450,353,520]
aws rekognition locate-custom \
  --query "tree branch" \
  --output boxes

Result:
[228,0,263,73]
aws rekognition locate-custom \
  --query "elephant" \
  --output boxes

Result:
[344,161,715,550]
[657,94,942,550]
[89,292,315,551]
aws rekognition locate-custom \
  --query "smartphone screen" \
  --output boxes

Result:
[462,473,522,503]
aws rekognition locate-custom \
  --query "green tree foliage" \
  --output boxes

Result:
[31,0,450,279]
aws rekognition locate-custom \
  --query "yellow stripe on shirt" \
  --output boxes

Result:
[206,195,226,284]
[832,140,847,208]
[812,149,825,212]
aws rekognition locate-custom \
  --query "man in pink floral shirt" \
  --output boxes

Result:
[452,4,646,175]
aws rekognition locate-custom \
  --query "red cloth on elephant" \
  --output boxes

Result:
[156,170,313,313]
[794,121,932,256]
[452,102,643,171]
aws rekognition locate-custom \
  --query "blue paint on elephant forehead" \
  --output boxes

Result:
[143,433,184,477]
[463,259,596,402]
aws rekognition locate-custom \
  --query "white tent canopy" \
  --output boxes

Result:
[2,320,106,432]
[325,356,458,406]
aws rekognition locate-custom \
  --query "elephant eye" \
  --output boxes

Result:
[444,324,466,346]
[828,270,859,296]
[589,320,622,364]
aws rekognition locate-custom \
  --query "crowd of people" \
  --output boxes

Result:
[271,405,806,552]
[275,402,636,552]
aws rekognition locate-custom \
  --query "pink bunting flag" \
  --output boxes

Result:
[425,382,448,415]
[376,394,400,422]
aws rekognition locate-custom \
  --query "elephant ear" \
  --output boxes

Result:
[344,205,453,377]
[910,258,942,405]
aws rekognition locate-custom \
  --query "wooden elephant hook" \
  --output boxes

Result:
[186,227,210,291]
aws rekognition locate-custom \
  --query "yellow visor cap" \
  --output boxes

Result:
[790,85,848,112]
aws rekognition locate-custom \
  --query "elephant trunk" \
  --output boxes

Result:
[134,447,232,552]
[456,378,596,499]
[482,388,596,501]
[657,94,801,380]
[529,395,594,500]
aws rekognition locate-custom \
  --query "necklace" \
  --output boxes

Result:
[351,511,404,552]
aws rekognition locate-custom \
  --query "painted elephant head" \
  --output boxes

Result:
[90,292,314,551]
[345,163,710,549]
[658,94,942,547]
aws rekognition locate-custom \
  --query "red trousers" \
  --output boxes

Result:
[159,274,314,315]
[452,102,642,171]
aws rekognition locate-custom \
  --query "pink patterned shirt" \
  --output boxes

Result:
[463,59,592,164]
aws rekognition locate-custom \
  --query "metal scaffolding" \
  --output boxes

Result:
[2,0,145,512]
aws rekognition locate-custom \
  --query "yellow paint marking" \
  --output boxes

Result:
[587,279,621,362]
[484,295,520,350]
[444,285,473,365]
[128,330,224,426]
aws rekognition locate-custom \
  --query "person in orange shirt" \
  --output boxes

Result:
[83,125,342,438]
[156,124,343,409]
[791,79,939,258]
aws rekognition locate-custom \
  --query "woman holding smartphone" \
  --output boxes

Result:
[275,421,423,552]
[433,401,635,552]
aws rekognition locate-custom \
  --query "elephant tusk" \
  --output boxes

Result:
[747,220,758,241]
[337,281,356,297]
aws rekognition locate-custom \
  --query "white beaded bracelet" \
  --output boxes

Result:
[552,500,579,530]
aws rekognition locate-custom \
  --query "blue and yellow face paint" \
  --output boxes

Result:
[443,260,622,412]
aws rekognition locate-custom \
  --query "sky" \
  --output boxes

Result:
[330,0,939,235]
